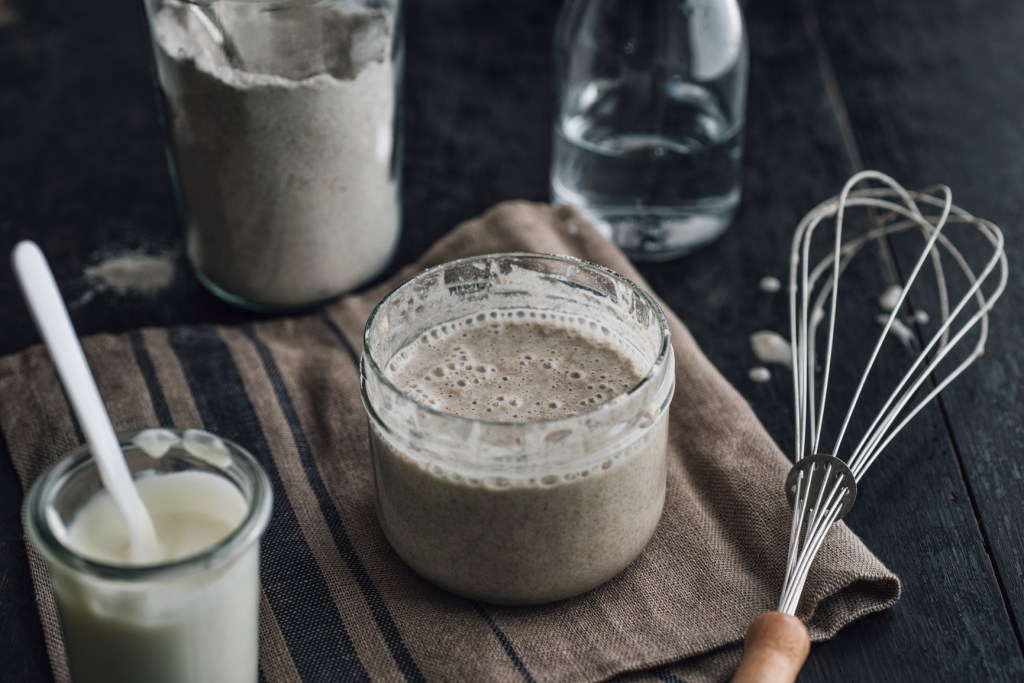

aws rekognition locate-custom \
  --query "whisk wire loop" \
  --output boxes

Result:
[830,191,951,459]
[775,171,1005,616]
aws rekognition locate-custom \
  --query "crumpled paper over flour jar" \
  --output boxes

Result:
[144,0,403,310]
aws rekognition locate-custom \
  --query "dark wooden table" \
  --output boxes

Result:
[2,0,1022,680]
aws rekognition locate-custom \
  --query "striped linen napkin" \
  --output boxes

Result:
[0,202,899,682]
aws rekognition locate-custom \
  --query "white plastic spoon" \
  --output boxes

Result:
[13,241,160,563]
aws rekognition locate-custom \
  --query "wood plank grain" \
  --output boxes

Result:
[639,0,1024,678]
[810,0,1024,658]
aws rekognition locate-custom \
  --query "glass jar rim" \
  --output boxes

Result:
[24,429,273,582]
[360,252,673,433]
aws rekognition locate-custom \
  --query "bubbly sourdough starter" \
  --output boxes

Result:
[373,312,669,604]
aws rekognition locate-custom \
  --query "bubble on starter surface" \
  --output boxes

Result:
[386,311,643,422]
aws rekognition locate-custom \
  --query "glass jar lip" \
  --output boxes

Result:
[360,251,673,431]
[23,429,273,582]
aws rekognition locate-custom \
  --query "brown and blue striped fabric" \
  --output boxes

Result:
[0,202,900,683]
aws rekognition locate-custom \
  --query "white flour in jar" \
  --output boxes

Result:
[151,1,399,308]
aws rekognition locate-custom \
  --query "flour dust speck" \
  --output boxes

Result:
[748,366,771,383]
[74,251,177,307]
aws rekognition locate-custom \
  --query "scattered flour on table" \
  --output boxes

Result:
[759,276,781,293]
[85,253,176,294]
[72,250,177,308]
[748,366,772,383]
[879,285,902,311]
[879,284,930,329]
[877,314,916,348]
[750,330,792,367]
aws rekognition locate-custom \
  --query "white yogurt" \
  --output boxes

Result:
[64,471,246,565]
[42,464,263,683]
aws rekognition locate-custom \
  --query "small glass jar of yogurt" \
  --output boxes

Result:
[361,253,674,605]
[24,429,272,683]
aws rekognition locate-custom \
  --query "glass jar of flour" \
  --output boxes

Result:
[143,0,403,310]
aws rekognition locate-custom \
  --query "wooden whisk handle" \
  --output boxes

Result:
[732,612,810,683]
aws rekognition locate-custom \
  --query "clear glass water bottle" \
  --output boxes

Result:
[551,0,747,261]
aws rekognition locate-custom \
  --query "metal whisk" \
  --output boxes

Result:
[733,170,1008,682]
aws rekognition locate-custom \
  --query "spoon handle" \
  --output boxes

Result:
[12,241,158,562]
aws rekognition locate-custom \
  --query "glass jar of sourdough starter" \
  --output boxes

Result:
[25,429,272,683]
[361,253,674,604]
[143,0,404,310]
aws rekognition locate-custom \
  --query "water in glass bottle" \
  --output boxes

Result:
[551,0,748,261]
